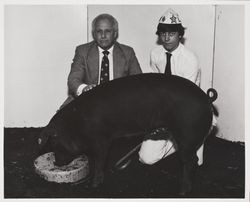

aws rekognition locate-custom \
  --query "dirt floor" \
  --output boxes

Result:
[4,127,245,198]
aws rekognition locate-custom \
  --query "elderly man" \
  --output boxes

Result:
[60,13,142,108]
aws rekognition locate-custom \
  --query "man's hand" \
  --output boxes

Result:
[82,84,96,93]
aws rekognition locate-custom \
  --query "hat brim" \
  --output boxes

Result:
[156,23,185,35]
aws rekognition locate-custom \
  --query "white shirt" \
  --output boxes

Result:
[150,43,200,86]
[76,46,114,96]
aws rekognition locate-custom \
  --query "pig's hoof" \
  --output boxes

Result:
[91,174,104,188]
[178,190,187,196]
[178,188,190,196]
[179,183,192,196]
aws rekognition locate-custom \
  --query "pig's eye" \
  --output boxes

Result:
[38,138,42,145]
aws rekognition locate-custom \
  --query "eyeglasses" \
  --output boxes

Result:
[159,32,177,37]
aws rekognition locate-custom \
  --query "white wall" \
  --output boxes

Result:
[213,5,245,142]
[4,5,87,127]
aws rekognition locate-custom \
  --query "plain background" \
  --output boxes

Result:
[4,4,245,143]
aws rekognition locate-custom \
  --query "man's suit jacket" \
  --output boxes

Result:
[61,41,142,108]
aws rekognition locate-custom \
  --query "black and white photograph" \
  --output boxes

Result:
[1,0,249,200]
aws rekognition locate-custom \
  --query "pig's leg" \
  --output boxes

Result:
[177,135,199,195]
[90,135,111,188]
[179,151,198,195]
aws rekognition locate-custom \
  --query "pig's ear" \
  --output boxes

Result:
[38,124,56,149]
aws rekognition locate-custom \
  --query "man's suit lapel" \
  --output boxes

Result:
[87,43,99,83]
[113,43,126,79]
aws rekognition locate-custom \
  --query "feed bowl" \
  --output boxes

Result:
[34,152,89,183]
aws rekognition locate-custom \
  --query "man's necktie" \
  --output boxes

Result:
[164,52,172,75]
[100,50,109,84]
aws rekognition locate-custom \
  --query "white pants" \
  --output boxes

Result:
[138,114,217,166]
[139,139,204,166]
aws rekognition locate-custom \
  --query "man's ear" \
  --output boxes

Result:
[114,31,118,40]
[92,31,96,41]
[38,123,56,149]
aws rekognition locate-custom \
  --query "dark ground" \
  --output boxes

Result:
[4,127,245,198]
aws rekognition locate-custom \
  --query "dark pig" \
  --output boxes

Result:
[38,73,218,195]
